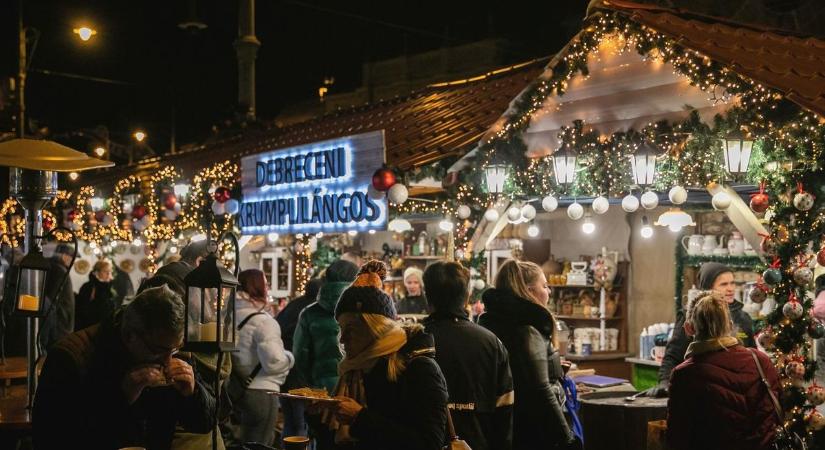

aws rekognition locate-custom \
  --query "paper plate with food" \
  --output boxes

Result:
[271,387,339,403]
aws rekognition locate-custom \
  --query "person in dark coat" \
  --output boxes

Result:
[396,267,428,314]
[278,277,324,352]
[111,263,135,309]
[479,259,579,450]
[154,240,209,283]
[312,260,448,450]
[40,243,76,351]
[32,285,216,450]
[422,261,514,450]
[649,262,755,397]
[666,292,780,450]
[74,259,115,331]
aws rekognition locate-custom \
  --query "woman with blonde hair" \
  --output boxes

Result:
[312,260,448,450]
[666,292,780,450]
[479,259,579,450]
[75,258,115,330]
[396,267,427,314]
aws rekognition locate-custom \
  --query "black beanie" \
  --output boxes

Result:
[816,274,825,296]
[335,260,396,319]
[698,262,732,290]
[325,259,359,283]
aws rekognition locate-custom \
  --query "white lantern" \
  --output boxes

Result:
[629,142,659,187]
[722,130,754,177]
[552,144,577,186]
[485,164,508,194]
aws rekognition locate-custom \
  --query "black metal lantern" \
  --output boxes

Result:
[552,143,577,186]
[629,141,659,188]
[722,129,754,177]
[12,226,77,318]
[182,232,240,353]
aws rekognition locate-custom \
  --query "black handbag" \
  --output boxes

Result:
[748,349,808,450]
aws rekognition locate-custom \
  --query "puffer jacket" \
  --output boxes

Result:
[479,288,576,450]
[659,300,755,383]
[314,324,449,450]
[231,293,294,391]
[292,281,349,394]
[666,344,780,450]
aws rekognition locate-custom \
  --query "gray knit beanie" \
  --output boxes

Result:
[698,262,732,290]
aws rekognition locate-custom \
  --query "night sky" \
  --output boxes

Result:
[1,0,588,158]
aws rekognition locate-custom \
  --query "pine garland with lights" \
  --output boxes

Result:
[146,166,184,243]
[294,234,312,295]
[182,161,239,240]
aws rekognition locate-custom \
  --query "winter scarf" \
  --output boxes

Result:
[323,313,407,443]
[685,335,739,358]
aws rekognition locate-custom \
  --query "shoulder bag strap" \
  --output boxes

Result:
[238,311,267,387]
[748,348,783,421]
[445,405,458,441]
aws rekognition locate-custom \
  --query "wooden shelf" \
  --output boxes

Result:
[556,315,624,320]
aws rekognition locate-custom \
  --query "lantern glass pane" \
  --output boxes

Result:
[739,139,753,174]
[220,286,236,343]
[725,138,742,174]
[18,268,44,312]
[553,154,577,185]
[485,165,507,194]
[186,286,203,342]
[189,286,220,342]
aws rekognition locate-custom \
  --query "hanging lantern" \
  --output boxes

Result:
[14,227,77,317]
[552,144,577,187]
[721,129,754,177]
[629,141,659,188]
[484,164,508,194]
[183,234,240,353]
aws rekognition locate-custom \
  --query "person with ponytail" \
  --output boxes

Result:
[479,259,580,450]
[313,260,448,450]
[666,292,780,450]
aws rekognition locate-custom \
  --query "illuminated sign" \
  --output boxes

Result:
[239,130,387,235]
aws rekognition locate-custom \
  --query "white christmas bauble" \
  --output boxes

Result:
[794,267,814,286]
[592,196,609,215]
[123,203,133,214]
[783,301,804,320]
[621,194,639,213]
[794,191,815,211]
[542,195,558,212]
[484,208,500,222]
[387,184,409,204]
[786,360,806,379]
[711,191,732,210]
[757,330,775,350]
[212,200,226,216]
[507,206,522,222]
[640,191,659,210]
[454,249,465,260]
[456,205,472,220]
[164,210,178,221]
[668,186,688,205]
[521,204,537,220]
[225,199,240,215]
[367,184,384,201]
[808,385,825,406]
[474,279,486,290]
[567,202,584,220]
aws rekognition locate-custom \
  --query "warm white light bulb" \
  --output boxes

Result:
[641,225,654,239]
[267,232,279,243]
[668,224,683,233]
[527,224,539,237]
[582,221,596,234]
[348,230,358,236]
[439,219,454,231]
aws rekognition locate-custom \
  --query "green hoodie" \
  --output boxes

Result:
[292,281,350,394]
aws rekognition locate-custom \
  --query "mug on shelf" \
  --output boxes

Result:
[650,345,666,362]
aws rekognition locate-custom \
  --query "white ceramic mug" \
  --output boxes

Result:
[650,345,666,362]
[681,235,703,255]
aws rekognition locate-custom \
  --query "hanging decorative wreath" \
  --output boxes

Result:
[147,166,184,244]
[110,175,150,243]
[182,160,240,239]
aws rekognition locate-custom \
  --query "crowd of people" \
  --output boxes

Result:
[7,240,789,450]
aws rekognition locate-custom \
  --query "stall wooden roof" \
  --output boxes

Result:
[603,0,825,117]
[84,59,546,191]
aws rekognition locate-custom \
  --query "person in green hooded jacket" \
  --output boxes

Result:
[293,259,359,395]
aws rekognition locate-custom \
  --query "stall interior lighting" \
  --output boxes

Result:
[527,224,539,238]
[582,214,595,235]
[640,216,653,239]
[654,208,695,232]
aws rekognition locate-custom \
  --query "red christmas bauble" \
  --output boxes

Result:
[371,168,397,192]
[42,216,54,231]
[67,209,78,222]
[750,193,769,213]
[213,186,231,204]
[131,205,147,220]
[164,194,177,210]
[94,210,106,222]
[818,248,825,267]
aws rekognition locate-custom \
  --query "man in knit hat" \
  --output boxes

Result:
[647,262,755,397]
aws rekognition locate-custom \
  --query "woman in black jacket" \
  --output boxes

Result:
[314,260,448,450]
[479,259,579,450]
[75,259,115,331]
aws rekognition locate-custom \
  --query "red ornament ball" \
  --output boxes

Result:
[131,205,147,220]
[67,209,79,222]
[749,192,769,213]
[371,168,397,192]
[42,216,54,231]
[213,186,231,204]
[164,194,177,210]
[94,210,106,222]
[818,248,825,267]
